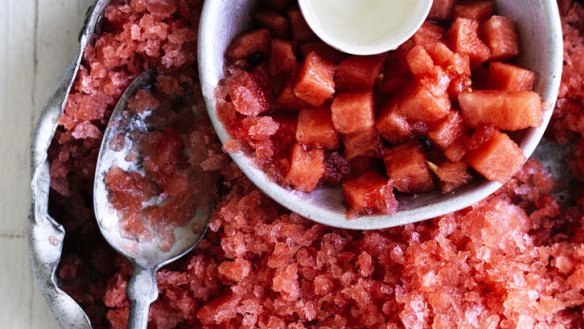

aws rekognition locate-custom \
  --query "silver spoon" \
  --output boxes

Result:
[93,70,213,329]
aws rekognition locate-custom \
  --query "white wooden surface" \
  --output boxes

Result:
[0,1,93,328]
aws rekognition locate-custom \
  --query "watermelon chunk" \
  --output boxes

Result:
[335,54,387,91]
[331,91,375,134]
[448,18,491,65]
[285,143,325,192]
[454,1,495,22]
[459,91,543,131]
[299,41,346,64]
[276,80,305,111]
[269,39,297,78]
[406,45,435,77]
[412,22,446,47]
[255,11,291,38]
[376,102,413,144]
[288,9,317,43]
[468,124,496,151]
[465,130,526,183]
[342,127,383,160]
[448,74,472,102]
[427,42,471,76]
[296,107,339,150]
[397,82,451,124]
[226,29,271,62]
[225,68,272,116]
[445,135,470,162]
[427,111,465,149]
[486,62,536,92]
[428,161,474,193]
[482,16,520,60]
[293,52,335,107]
[428,0,456,20]
[342,171,398,218]
[378,54,412,95]
[272,114,298,155]
[384,142,435,193]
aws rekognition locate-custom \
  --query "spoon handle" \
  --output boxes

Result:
[126,265,159,329]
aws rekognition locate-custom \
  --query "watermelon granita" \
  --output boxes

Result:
[216,0,545,218]
[103,86,218,252]
[45,0,584,328]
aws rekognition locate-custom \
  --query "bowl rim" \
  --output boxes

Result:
[198,0,564,230]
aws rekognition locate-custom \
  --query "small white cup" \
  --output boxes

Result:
[298,0,434,55]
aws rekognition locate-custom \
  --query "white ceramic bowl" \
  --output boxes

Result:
[198,0,563,230]
[297,0,433,55]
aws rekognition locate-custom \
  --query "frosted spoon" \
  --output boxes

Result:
[93,70,213,329]
[298,0,434,55]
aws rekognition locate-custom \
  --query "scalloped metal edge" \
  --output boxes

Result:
[29,1,112,328]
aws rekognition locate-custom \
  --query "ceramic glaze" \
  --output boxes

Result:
[299,0,432,55]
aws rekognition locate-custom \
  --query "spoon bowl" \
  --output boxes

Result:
[198,0,563,230]
[93,70,212,329]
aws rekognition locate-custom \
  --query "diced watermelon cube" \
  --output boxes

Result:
[412,22,446,47]
[427,111,465,149]
[448,74,472,102]
[465,130,526,183]
[454,1,495,22]
[272,114,298,155]
[299,41,346,64]
[428,0,456,20]
[342,127,383,160]
[225,68,272,116]
[342,171,398,218]
[255,11,291,38]
[331,91,375,134]
[285,143,325,192]
[288,9,317,43]
[384,142,435,193]
[226,29,272,62]
[459,91,543,131]
[376,102,413,144]
[427,42,471,76]
[378,54,412,95]
[448,18,491,65]
[296,107,339,150]
[406,45,435,77]
[335,54,387,91]
[397,82,451,124]
[276,80,305,111]
[269,39,297,78]
[348,157,384,179]
[468,124,496,151]
[293,52,335,107]
[428,161,474,193]
[260,0,291,13]
[445,135,470,162]
[481,16,520,60]
[486,62,536,92]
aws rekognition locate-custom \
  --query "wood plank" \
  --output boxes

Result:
[0,0,37,235]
